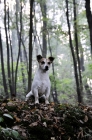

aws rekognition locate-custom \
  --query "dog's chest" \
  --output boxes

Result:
[38,80,49,93]
[33,70,50,95]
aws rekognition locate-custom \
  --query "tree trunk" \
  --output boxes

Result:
[40,1,47,57]
[15,0,21,96]
[7,5,15,97]
[73,0,83,101]
[20,3,26,93]
[85,0,92,55]
[4,0,12,97]
[28,0,34,92]
[65,0,83,103]
[0,31,9,98]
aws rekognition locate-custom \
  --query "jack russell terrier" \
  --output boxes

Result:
[25,55,54,104]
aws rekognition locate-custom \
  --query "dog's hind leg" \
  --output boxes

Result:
[25,91,33,101]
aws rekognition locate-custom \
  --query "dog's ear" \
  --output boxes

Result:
[48,56,55,62]
[37,55,43,62]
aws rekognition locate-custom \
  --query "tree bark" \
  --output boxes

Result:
[7,5,15,97]
[4,0,12,96]
[65,0,83,103]
[0,31,9,98]
[15,0,21,96]
[85,0,92,55]
[20,3,26,93]
[73,0,83,100]
[40,1,47,57]
[28,0,34,92]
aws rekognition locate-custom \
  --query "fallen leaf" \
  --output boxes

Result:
[51,137,56,140]
[22,132,27,137]
[77,130,84,138]
[43,122,47,127]
[29,122,38,127]
[1,103,6,107]
[7,101,15,106]
[84,115,88,122]
[12,125,20,130]
[14,115,21,122]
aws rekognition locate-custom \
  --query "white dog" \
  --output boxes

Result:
[25,55,54,104]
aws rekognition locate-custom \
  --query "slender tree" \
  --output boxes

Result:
[4,0,12,96]
[15,0,21,96]
[40,0,47,57]
[7,4,15,97]
[28,0,34,92]
[65,0,83,103]
[73,0,83,98]
[0,31,9,98]
[15,0,27,95]
[19,2,27,93]
[85,0,92,55]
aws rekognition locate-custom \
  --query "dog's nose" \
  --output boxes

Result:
[45,66,48,71]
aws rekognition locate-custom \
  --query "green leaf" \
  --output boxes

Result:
[3,113,13,120]
[2,128,11,137]
[88,64,92,70]
[0,117,4,122]
[11,130,19,139]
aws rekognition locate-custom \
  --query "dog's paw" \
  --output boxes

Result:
[25,97,29,102]
[45,100,50,104]
[35,100,39,104]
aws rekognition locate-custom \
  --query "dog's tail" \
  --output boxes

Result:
[25,91,33,101]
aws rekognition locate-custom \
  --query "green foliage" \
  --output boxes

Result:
[0,112,21,140]
[0,127,20,140]
[0,117,4,123]
[0,62,27,97]
[83,61,92,83]
[88,63,92,71]
[50,73,76,104]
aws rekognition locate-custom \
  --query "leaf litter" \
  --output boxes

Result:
[0,99,92,140]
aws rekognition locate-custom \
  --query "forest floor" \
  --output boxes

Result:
[0,98,92,140]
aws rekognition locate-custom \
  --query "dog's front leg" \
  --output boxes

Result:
[33,89,39,104]
[45,88,50,104]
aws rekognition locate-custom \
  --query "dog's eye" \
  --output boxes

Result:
[41,61,45,64]
[48,62,51,65]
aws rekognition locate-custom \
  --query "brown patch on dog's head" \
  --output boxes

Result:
[48,56,55,63]
[37,55,43,62]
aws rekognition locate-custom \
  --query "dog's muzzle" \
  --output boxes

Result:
[45,66,49,71]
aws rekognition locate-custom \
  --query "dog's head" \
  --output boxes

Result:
[37,55,54,71]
